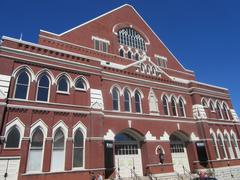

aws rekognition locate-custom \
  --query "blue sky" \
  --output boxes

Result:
[1,0,239,115]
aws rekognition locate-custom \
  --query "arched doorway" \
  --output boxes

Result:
[115,129,144,178]
[170,131,190,174]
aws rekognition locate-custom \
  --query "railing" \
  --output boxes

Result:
[131,168,139,180]
[182,166,194,180]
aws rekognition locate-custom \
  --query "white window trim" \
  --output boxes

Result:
[36,74,51,102]
[230,130,240,158]
[72,121,87,170]
[51,121,68,172]
[123,89,132,112]
[91,36,110,45]
[13,71,31,100]
[170,97,178,117]
[73,76,89,91]
[217,130,228,159]
[179,98,186,117]
[210,129,221,160]
[56,77,70,94]
[224,130,235,159]
[4,117,25,149]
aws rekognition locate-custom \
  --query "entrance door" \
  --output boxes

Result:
[114,132,143,178]
[171,141,190,174]
[0,158,20,180]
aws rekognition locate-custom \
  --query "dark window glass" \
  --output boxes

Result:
[202,99,207,107]
[31,128,43,148]
[124,90,130,112]
[53,129,64,149]
[135,92,141,113]
[210,134,219,159]
[171,98,177,116]
[135,53,139,61]
[102,42,108,52]
[119,49,124,57]
[223,104,229,120]
[37,75,50,101]
[112,88,119,110]
[152,67,156,75]
[94,40,100,50]
[57,77,68,92]
[210,102,215,111]
[127,51,132,59]
[75,78,85,89]
[73,129,84,167]
[6,126,20,148]
[15,71,29,99]
[179,99,185,117]
[218,135,227,158]
[163,96,169,115]
[216,103,223,119]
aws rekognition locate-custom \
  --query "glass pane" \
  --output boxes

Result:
[39,75,49,87]
[54,129,64,148]
[32,129,43,147]
[75,79,85,89]
[27,149,42,171]
[58,77,68,92]
[113,100,119,110]
[37,87,49,101]
[15,85,28,99]
[74,130,83,147]
[73,148,83,167]
[51,150,64,171]
[6,127,20,148]
[18,71,29,84]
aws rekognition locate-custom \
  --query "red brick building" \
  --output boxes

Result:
[0,4,239,180]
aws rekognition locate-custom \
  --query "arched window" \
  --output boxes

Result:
[73,129,84,168]
[222,104,230,120]
[57,76,69,93]
[231,133,240,158]
[135,91,142,113]
[163,96,169,115]
[146,65,150,74]
[119,49,124,57]
[112,87,120,111]
[224,133,235,159]
[209,101,215,111]
[118,28,146,51]
[5,126,20,148]
[179,98,186,117]
[216,103,223,119]
[152,67,156,75]
[51,128,65,171]
[37,74,50,102]
[124,89,131,112]
[210,133,220,159]
[75,78,86,90]
[27,128,44,172]
[14,71,29,99]
[127,51,132,59]
[135,53,139,61]
[140,64,145,72]
[171,97,177,116]
[217,134,227,159]
[201,99,208,108]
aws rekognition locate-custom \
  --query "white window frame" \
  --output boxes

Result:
[217,130,228,159]
[210,129,220,160]
[134,91,142,114]
[230,130,240,158]
[36,74,51,102]
[123,89,132,112]
[224,131,235,159]
[92,36,110,53]
[155,55,168,68]
[57,76,70,94]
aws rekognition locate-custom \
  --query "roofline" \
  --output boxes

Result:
[40,4,194,73]
[189,80,228,91]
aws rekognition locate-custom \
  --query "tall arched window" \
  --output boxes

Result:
[152,67,156,75]
[135,91,142,113]
[210,133,220,159]
[224,133,235,159]
[14,71,29,99]
[216,103,223,119]
[73,129,84,168]
[118,28,146,51]
[127,51,132,59]
[163,96,169,115]
[27,128,44,172]
[57,76,69,93]
[37,74,50,102]
[231,133,240,158]
[135,53,139,61]
[140,64,145,72]
[171,97,177,116]
[112,87,120,111]
[222,104,230,120]
[51,128,65,171]
[5,126,20,148]
[119,49,124,57]
[124,89,131,112]
[201,99,208,108]
[217,134,227,159]
[179,98,186,117]
[209,101,215,111]
[146,65,150,74]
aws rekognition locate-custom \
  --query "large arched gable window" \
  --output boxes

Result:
[124,89,131,112]
[57,75,69,93]
[36,74,50,102]
[51,128,65,171]
[224,131,235,159]
[162,96,169,115]
[210,132,220,159]
[135,91,142,113]
[217,132,227,159]
[73,129,84,168]
[178,98,186,117]
[112,87,120,111]
[118,27,146,51]
[171,97,178,116]
[5,126,20,148]
[27,127,44,172]
[216,102,223,119]
[14,71,30,99]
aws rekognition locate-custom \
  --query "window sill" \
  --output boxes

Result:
[4,147,21,150]
[75,88,87,92]
[56,91,70,95]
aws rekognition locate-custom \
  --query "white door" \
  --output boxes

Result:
[115,143,143,178]
[171,143,190,174]
[0,158,20,180]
